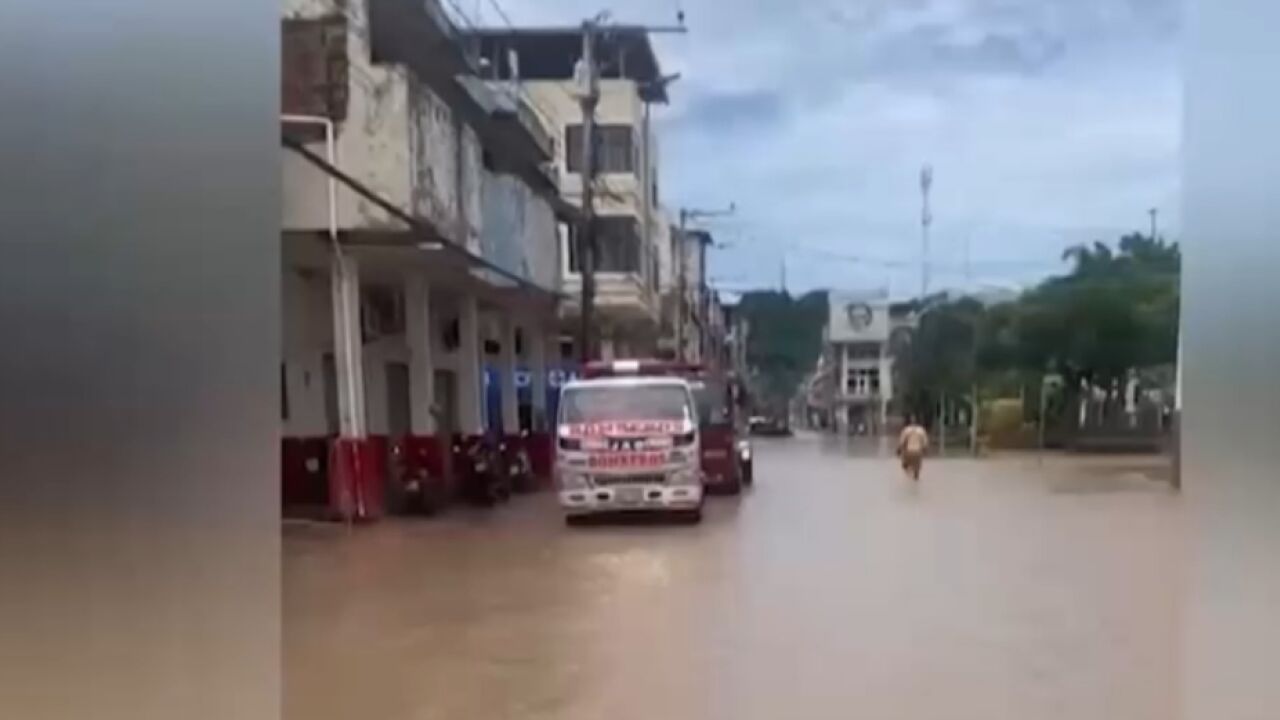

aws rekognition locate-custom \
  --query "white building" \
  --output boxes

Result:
[825,289,904,434]
[281,0,569,519]
[466,27,670,359]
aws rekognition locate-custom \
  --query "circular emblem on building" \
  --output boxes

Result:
[845,302,873,330]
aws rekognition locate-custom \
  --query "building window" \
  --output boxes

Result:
[442,316,460,351]
[568,217,641,273]
[565,124,635,174]
[360,284,405,341]
[847,368,881,396]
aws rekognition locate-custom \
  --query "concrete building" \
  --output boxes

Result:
[703,289,729,369]
[823,289,917,434]
[722,297,751,378]
[655,226,718,364]
[465,28,670,359]
[682,229,712,364]
[281,0,571,519]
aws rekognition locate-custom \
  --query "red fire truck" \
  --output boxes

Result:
[582,360,753,494]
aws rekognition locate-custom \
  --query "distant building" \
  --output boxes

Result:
[822,289,917,434]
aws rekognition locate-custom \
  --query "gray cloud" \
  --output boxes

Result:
[488,0,1181,294]
[672,88,787,135]
[857,23,1068,78]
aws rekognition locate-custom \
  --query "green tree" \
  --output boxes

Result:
[737,289,827,410]
[1016,233,1179,391]
[900,232,1180,424]
[901,297,984,420]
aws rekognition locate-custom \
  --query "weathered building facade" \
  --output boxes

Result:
[281,0,570,519]
[466,27,670,359]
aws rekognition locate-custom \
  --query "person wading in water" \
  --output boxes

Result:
[897,415,930,481]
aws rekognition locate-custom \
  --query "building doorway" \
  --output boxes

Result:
[322,352,339,435]
[434,370,458,438]
[384,362,411,440]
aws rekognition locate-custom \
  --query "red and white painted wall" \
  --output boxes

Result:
[280,0,564,521]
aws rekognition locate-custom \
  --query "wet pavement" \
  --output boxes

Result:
[285,433,1180,720]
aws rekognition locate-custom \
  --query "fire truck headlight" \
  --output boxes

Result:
[671,468,702,486]
[668,449,692,464]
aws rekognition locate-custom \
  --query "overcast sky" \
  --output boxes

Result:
[456,0,1181,297]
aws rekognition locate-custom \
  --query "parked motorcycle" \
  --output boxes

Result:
[390,440,447,516]
[499,430,537,494]
[453,435,511,507]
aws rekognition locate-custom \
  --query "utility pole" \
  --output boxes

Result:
[576,13,686,363]
[920,164,933,300]
[1172,332,1182,489]
[1149,206,1159,241]
[676,208,687,364]
[676,202,735,362]
[966,231,978,456]
[576,19,600,363]
[939,393,947,456]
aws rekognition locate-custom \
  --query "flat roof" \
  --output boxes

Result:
[463,26,669,103]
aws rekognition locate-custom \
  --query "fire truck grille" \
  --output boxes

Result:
[592,474,666,487]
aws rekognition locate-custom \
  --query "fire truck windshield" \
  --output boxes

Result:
[559,384,693,423]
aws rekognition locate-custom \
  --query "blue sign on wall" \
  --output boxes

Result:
[483,365,578,433]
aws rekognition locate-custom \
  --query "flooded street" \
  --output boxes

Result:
[285,434,1180,720]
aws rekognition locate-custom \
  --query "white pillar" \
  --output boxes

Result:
[529,327,548,430]
[331,253,366,438]
[839,344,848,400]
[457,294,483,435]
[881,352,893,398]
[499,317,519,434]
[405,275,435,435]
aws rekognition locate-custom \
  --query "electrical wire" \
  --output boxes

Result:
[714,232,1070,272]
[484,0,514,27]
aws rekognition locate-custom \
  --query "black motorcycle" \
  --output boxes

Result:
[499,431,537,494]
[390,440,447,516]
[454,436,511,507]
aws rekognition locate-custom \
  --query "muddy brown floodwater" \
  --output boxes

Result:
[285,434,1180,720]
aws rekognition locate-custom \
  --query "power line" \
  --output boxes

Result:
[724,235,1063,271]
[442,0,479,29]
[484,0,515,27]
